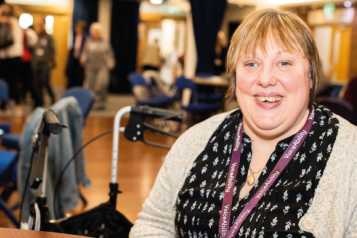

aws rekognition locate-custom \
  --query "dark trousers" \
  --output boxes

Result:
[34,62,55,105]
[20,61,43,107]
[0,57,21,105]
[67,58,84,89]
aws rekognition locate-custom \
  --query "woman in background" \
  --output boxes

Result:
[0,3,23,114]
[20,25,43,108]
[80,22,115,110]
[66,20,88,89]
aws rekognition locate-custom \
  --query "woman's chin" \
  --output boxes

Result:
[247,117,286,137]
[253,121,281,132]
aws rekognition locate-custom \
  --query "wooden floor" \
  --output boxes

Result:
[0,115,182,228]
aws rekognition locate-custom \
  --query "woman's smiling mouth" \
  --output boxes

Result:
[255,96,283,103]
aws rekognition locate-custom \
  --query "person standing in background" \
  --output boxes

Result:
[20,26,43,108]
[0,3,23,115]
[32,17,55,106]
[212,31,227,76]
[141,39,161,71]
[66,20,88,89]
[80,22,115,110]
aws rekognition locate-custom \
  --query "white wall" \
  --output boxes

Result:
[314,26,333,76]
[98,0,112,41]
[184,11,197,79]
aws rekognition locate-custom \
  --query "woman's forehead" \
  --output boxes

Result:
[239,35,304,59]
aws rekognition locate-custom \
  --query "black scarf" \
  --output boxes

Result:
[175,105,339,238]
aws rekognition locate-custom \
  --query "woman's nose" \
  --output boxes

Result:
[257,65,277,88]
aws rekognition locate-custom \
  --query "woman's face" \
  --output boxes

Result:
[91,29,101,40]
[75,25,84,35]
[235,38,311,140]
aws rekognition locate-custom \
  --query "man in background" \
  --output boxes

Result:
[32,17,55,106]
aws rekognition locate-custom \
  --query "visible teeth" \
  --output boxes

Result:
[256,96,282,103]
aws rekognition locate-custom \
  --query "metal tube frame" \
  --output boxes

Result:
[111,106,131,184]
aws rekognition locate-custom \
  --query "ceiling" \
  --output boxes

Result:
[169,0,353,8]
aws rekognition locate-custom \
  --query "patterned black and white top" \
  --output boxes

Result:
[175,105,339,238]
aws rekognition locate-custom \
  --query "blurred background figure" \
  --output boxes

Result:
[0,3,23,114]
[343,76,357,112]
[32,17,56,106]
[20,25,43,108]
[80,22,115,110]
[141,38,161,72]
[212,31,227,76]
[66,20,88,89]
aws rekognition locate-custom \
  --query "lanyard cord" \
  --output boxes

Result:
[219,110,314,238]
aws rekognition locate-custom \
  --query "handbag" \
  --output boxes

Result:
[0,23,14,49]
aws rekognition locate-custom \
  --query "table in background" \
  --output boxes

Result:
[193,76,230,87]
[0,228,90,238]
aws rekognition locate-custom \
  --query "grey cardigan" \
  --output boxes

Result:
[130,111,357,237]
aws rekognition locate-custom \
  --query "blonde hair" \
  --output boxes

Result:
[225,8,320,109]
[89,22,103,37]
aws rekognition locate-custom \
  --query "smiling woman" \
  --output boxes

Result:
[129,8,357,238]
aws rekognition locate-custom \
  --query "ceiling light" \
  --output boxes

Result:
[150,0,163,4]
[344,1,352,7]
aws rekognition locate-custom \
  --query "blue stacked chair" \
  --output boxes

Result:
[175,76,219,120]
[0,79,12,136]
[61,87,96,206]
[1,88,96,209]
[0,78,19,150]
[0,150,19,227]
[194,73,223,103]
[1,87,96,151]
[0,79,20,227]
[61,87,96,127]
[129,73,174,108]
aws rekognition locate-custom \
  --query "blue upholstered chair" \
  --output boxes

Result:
[0,79,12,136]
[1,87,96,152]
[175,76,219,124]
[129,73,174,108]
[61,87,96,127]
[0,150,20,227]
[193,73,224,103]
[60,87,96,206]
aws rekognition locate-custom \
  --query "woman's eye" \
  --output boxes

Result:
[280,61,290,66]
[247,63,256,67]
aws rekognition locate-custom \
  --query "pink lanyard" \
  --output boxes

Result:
[219,110,314,238]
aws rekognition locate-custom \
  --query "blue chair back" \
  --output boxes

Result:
[331,84,343,98]
[175,76,197,91]
[61,87,95,126]
[0,79,9,102]
[129,73,148,87]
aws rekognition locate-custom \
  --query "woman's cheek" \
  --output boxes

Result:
[278,72,305,92]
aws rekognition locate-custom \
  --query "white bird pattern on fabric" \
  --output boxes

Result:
[174,107,338,238]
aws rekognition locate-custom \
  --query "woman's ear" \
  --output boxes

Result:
[309,66,313,89]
